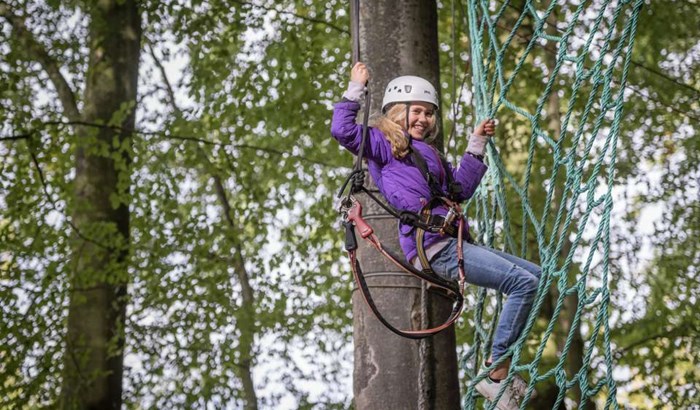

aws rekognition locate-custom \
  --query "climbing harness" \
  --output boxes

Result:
[338,193,467,339]
[409,139,464,204]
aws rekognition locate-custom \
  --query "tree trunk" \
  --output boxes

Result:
[352,1,460,409]
[60,1,141,408]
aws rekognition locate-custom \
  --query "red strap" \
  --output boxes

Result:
[344,198,466,339]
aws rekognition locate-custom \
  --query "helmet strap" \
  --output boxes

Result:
[405,103,411,135]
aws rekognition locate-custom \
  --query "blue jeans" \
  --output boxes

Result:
[429,239,541,361]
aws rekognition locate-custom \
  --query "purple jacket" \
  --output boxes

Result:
[331,100,488,262]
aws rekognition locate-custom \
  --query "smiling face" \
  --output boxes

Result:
[406,102,436,140]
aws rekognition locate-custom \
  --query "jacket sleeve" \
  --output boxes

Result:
[449,153,488,202]
[330,100,393,165]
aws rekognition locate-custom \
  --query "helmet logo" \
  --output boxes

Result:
[404,85,412,93]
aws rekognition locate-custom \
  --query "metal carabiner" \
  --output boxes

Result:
[443,206,458,227]
[337,196,354,218]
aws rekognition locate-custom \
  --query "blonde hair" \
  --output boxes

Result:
[372,103,439,159]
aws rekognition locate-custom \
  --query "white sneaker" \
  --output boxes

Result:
[475,374,528,410]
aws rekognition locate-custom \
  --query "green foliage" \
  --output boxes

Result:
[601,1,700,408]
[126,1,355,407]
[2,0,353,408]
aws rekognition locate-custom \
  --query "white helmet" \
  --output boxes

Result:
[381,75,439,113]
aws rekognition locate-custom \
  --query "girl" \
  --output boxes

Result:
[331,62,540,410]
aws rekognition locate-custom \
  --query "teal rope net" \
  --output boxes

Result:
[458,1,644,409]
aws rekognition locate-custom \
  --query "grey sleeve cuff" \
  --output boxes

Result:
[466,133,488,156]
[342,80,367,102]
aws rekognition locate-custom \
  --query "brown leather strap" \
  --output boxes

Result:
[345,197,466,339]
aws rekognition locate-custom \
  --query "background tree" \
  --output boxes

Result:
[1,1,353,408]
[1,1,140,408]
[606,0,699,407]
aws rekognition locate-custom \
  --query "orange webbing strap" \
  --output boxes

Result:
[345,197,465,339]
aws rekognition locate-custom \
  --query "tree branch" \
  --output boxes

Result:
[613,321,699,360]
[26,142,114,251]
[0,1,81,122]
[0,133,31,141]
[146,39,181,115]
[21,120,343,168]
[231,0,348,35]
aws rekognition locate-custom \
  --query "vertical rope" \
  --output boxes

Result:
[350,0,361,65]
[348,0,371,183]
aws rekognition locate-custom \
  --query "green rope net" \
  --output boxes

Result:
[458,0,644,409]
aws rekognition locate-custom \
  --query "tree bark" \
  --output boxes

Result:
[352,1,460,409]
[60,1,141,408]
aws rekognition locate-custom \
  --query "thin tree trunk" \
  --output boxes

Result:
[213,177,259,410]
[150,46,259,408]
[60,1,141,408]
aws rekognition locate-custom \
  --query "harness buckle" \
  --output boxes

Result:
[438,202,462,237]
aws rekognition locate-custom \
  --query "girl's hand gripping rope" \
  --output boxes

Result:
[467,119,497,157]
